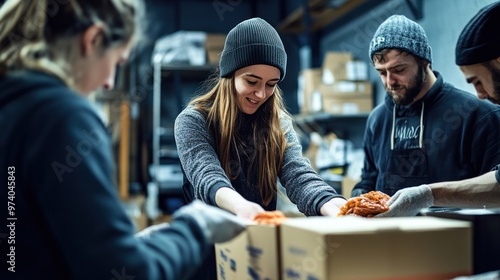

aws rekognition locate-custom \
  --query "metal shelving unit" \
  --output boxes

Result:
[151,58,216,194]
[293,112,369,149]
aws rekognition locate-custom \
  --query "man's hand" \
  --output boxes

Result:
[376,185,434,217]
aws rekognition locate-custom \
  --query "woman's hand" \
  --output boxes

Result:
[215,187,265,220]
[232,200,265,220]
[320,197,347,217]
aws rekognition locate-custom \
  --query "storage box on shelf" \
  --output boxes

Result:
[319,80,372,98]
[205,33,226,64]
[296,51,372,198]
[319,80,373,114]
[298,51,373,116]
[321,98,371,115]
[298,68,323,114]
[322,51,353,84]
[322,51,369,83]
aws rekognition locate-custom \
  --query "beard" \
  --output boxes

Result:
[386,65,426,106]
[489,66,500,104]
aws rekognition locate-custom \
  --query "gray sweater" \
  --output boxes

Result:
[174,106,343,216]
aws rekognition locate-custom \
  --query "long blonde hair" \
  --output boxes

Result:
[190,75,290,206]
[0,0,139,88]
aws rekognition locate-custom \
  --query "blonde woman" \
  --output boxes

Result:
[0,1,245,279]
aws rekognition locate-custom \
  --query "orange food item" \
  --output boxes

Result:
[338,191,390,218]
[253,210,287,225]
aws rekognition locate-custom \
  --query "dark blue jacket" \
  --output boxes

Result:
[0,71,208,280]
[352,72,500,196]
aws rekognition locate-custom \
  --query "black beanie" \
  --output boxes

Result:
[219,17,287,81]
[456,1,500,66]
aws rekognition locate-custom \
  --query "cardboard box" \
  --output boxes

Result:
[322,52,353,84]
[422,208,500,274]
[341,176,360,199]
[216,224,280,280]
[281,216,472,280]
[206,33,226,48]
[322,97,372,114]
[319,81,373,98]
[299,68,323,114]
[206,33,226,64]
[346,60,369,81]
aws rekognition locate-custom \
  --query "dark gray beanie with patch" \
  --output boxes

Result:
[219,17,287,80]
[456,1,500,66]
[369,15,432,63]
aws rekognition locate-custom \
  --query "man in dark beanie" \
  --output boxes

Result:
[456,1,500,104]
[378,3,500,220]
[352,14,500,216]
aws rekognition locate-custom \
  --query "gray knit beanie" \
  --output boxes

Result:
[369,15,432,63]
[219,17,287,80]
[456,1,500,66]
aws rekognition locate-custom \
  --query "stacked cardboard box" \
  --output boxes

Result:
[321,51,372,114]
[320,81,372,114]
[205,33,226,64]
[216,216,472,280]
[298,51,373,115]
[322,52,355,84]
[298,68,323,114]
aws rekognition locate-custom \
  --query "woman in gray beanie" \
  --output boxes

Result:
[175,17,346,219]
[175,18,346,279]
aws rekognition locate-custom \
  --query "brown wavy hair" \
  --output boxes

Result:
[189,75,291,206]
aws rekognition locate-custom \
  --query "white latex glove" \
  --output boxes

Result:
[172,200,247,243]
[376,185,434,217]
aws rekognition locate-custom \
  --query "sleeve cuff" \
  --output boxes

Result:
[314,194,346,216]
[492,164,500,184]
[208,182,233,206]
[496,168,500,185]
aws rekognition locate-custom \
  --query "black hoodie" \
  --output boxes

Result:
[0,70,209,280]
[352,72,500,196]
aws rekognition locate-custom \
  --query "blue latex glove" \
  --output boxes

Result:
[376,185,434,217]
